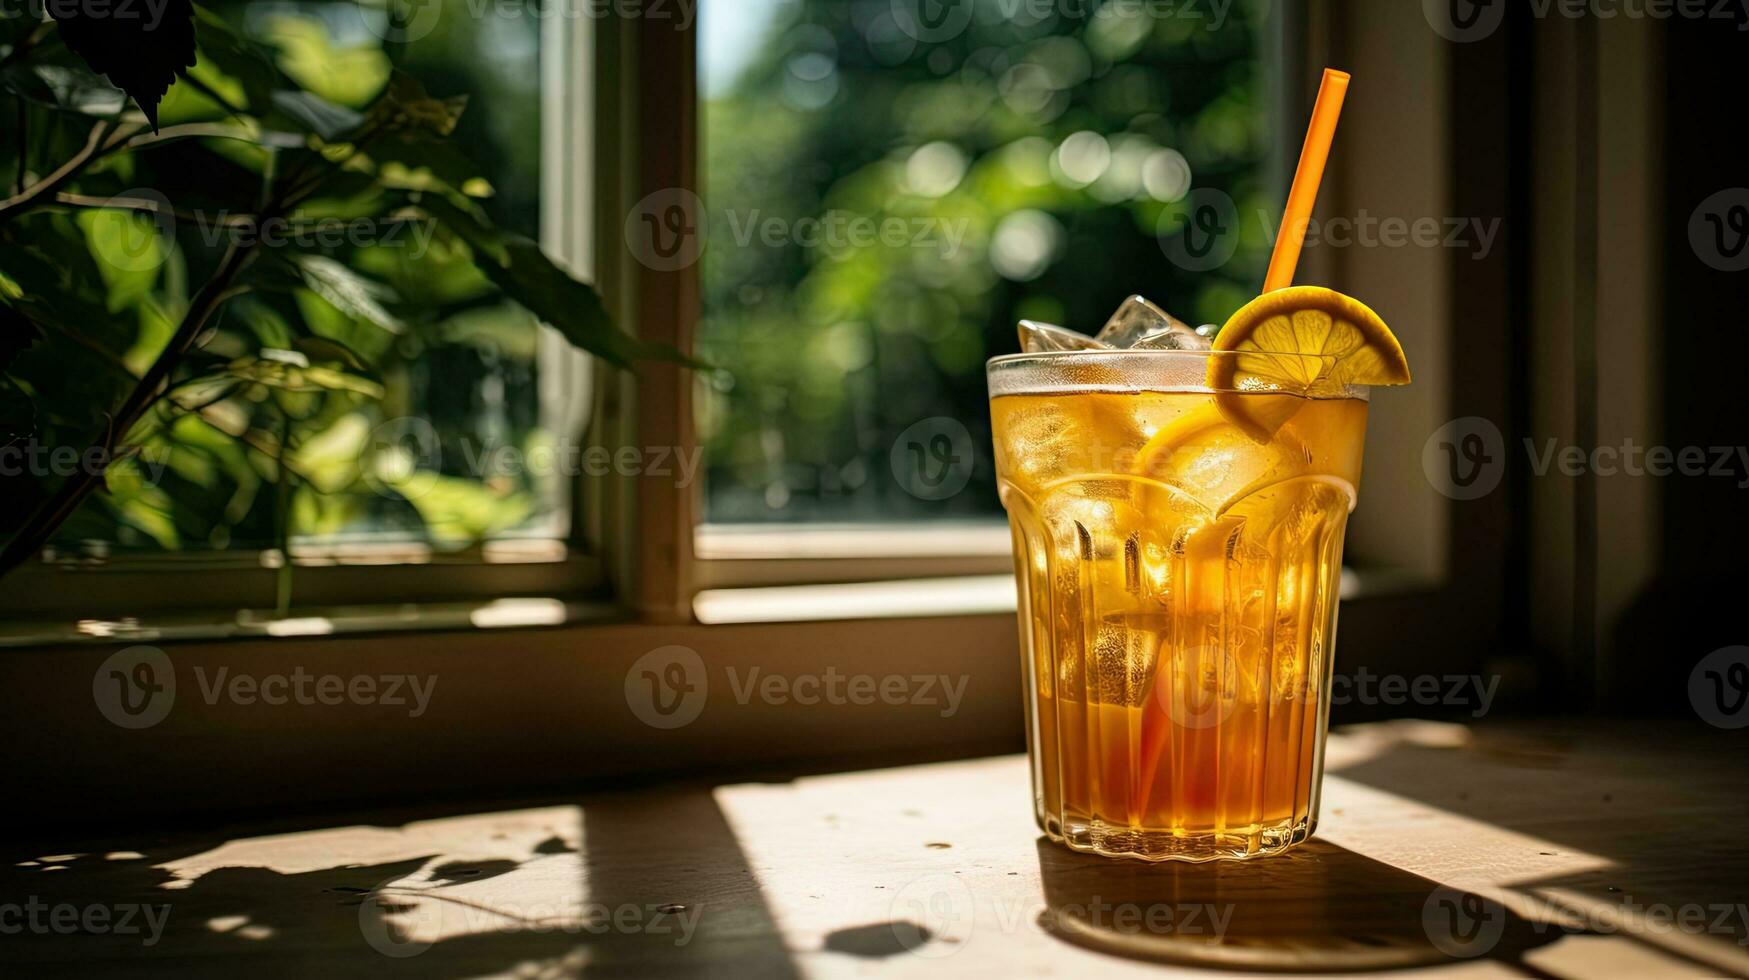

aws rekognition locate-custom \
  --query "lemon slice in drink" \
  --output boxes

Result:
[1207,286,1411,440]
[1131,286,1409,471]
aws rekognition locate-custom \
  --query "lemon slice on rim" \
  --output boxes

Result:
[1206,285,1411,440]
[1210,285,1410,385]
[1130,286,1411,469]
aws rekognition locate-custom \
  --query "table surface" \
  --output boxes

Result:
[2,720,1745,978]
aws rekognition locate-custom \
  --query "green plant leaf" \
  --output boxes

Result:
[390,473,533,549]
[51,0,197,129]
[290,255,403,336]
[163,372,242,412]
[291,335,369,371]
[270,91,365,141]
[417,194,702,371]
[0,378,34,445]
[364,71,467,143]
[7,64,127,116]
[261,14,389,110]
[226,351,383,398]
[187,8,281,111]
[1,302,44,373]
[76,209,167,313]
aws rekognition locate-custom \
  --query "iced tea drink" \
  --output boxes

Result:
[989,350,1368,861]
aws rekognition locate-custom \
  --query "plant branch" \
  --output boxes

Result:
[38,318,137,379]
[0,120,242,226]
[0,238,262,576]
[113,122,254,152]
[51,191,220,224]
[0,113,373,576]
[0,118,142,225]
[0,22,53,72]
[277,125,387,210]
[176,72,245,119]
[13,99,24,196]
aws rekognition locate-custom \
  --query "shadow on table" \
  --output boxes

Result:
[1033,837,1562,973]
[0,788,799,980]
[1329,721,1749,974]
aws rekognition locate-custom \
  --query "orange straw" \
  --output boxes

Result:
[1262,68,1350,292]
[1132,69,1353,822]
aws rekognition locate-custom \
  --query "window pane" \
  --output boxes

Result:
[18,2,564,559]
[698,0,1281,524]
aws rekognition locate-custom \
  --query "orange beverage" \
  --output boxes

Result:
[988,350,1368,861]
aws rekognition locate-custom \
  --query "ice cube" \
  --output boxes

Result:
[998,401,1089,487]
[1018,320,1108,353]
[1132,329,1213,352]
[1096,296,1210,351]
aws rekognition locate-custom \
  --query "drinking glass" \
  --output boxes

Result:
[989,349,1369,861]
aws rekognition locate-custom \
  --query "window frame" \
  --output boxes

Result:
[0,2,1559,827]
[0,7,621,635]
[2,2,1513,666]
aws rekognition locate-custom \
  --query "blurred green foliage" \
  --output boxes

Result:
[699,0,1279,522]
[0,0,635,581]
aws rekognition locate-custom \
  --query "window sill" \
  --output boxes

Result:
[695,522,1012,560]
[694,574,1019,625]
[0,597,628,650]
[0,562,1449,648]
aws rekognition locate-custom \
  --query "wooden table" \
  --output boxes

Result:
[2,720,1745,977]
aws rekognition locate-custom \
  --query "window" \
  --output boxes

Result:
[2,0,610,624]
[695,0,1286,529]
[5,1,1472,644]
